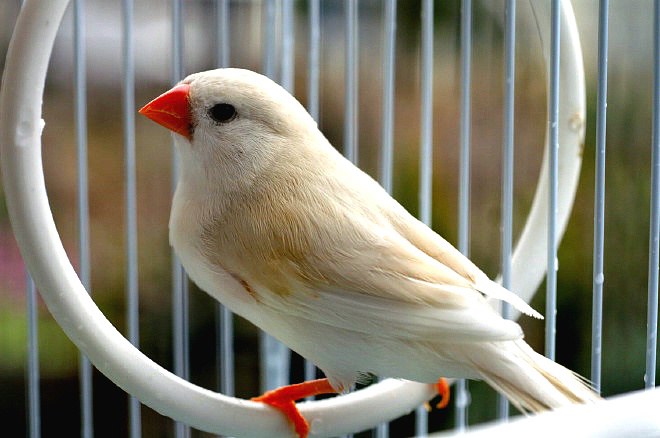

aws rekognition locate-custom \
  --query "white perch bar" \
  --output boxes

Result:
[432,387,660,437]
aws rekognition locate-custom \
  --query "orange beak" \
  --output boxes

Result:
[139,83,192,140]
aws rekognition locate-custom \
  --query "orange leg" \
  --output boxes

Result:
[252,378,337,438]
[435,377,451,409]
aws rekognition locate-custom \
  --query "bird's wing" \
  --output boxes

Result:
[383,200,542,319]
[246,210,525,343]
[203,170,533,343]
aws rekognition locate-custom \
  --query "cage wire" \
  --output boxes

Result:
[0,0,659,437]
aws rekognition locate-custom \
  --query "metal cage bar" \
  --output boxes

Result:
[456,0,473,430]
[307,0,320,123]
[419,0,433,228]
[214,0,235,399]
[19,11,40,438]
[417,0,434,433]
[304,0,321,391]
[121,0,142,435]
[591,0,609,394]
[344,0,359,165]
[380,0,396,196]
[20,8,39,438]
[545,0,561,361]
[497,0,517,420]
[73,1,94,436]
[260,0,278,394]
[282,0,294,93]
[26,273,40,438]
[215,0,230,68]
[170,2,191,437]
[647,0,660,390]
[376,1,397,437]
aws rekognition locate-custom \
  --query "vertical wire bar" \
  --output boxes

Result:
[546,0,561,361]
[260,0,275,393]
[307,0,320,122]
[26,274,40,438]
[281,0,294,92]
[458,0,472,255]
[344,0,358,164]
[304,0,321,389]
[74,1,94,436]
[591,0,609,394]
[263,0,278,80]
[279,0,294,389]
[497,0,516,419]
[456,0,472,430]
[18,3,40,436]
[20,1,39,431]
[417,1,433,432]
[216,0,230,68]
[375,3,395,437]
[171,1,190,437]
[122,0,141,435]
[260,0,290,392]
[380,0,396,195]
[171,0,183,84]
[419,0,433,227]
[171,0,189,382]
[214,0,234,398]
[647,0,660,390]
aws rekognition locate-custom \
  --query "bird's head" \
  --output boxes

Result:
[140,68,319,192]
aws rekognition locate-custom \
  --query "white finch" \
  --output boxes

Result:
[139,68,599,437]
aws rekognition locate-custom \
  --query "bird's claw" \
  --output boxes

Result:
[252,393,310,438]
[251,378,336,438]
[435,377,451,409]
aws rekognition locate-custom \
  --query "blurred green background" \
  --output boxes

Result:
[0,0,658,436]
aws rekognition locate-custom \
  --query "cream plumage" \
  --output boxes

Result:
[140,68,599,435]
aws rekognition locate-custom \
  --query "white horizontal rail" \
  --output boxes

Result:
[432,387,660,437]
[0,0,584,436]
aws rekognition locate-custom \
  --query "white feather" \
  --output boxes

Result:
[263,286,524,343]
[476,278,544,319]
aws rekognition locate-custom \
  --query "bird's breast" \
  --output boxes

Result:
[169,188,263,321]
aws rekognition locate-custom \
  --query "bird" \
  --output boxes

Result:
[139,68,600,437]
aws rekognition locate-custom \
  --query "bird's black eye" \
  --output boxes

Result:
[208,103,237,123]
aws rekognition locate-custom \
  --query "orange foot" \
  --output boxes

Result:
[252,378,337,438]
[435,377,451,409]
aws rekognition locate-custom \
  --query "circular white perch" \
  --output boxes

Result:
[0,0,584,436]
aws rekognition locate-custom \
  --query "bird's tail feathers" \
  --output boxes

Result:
[469,340,600,413]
